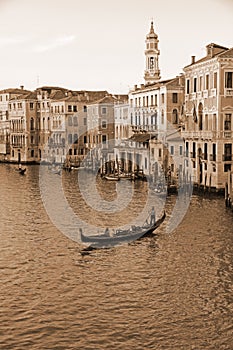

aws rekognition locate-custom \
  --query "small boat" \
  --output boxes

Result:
[16,167,26,175]
[80,210,166,247]
[103,174,120,181]
[19,168,26,175]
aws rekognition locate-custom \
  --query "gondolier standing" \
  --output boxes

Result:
[150,206,156,225]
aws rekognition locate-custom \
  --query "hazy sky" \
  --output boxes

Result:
[0,0,233,93]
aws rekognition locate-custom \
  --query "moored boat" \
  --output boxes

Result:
[103,174,120,181]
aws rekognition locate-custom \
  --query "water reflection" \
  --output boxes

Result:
[0,164,232,350]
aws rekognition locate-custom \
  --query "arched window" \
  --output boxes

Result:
[198,103,203,131]
[73,116,78,126]
[74,134,78,144]
[161,110,164,124]
[68,116,72,126]
[68,134,73,144]
[172,109,178,124]
[30,118,34,130]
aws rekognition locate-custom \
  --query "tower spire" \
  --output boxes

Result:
[144,20,160,84]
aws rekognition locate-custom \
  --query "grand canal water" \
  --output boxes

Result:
[0,164,233,350]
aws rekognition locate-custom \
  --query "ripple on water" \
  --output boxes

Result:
[0,164,233,349]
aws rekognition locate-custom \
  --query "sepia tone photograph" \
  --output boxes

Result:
[0,0,233,349]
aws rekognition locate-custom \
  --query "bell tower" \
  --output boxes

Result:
[144,21,161,84]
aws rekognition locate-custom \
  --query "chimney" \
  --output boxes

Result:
[191,56,195,64]
[134,84,138,90]
[140,84,145,89]
[20,85,24,90]
[178,74,184,86]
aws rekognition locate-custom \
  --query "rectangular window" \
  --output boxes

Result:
[205,74,209,89]
[224,143,232,161]
[150,95,154,106]
[83,118,87,125]
[193,142,196,158]
[102,107,107,115]
[159,148,162,158]
[161,93,164,104]
[102,120,107,129]
[102,135,107,144]
[154,95,157,106]
[186,79,190,94]
[199,76,203,91]
[225,72,233,88]
[212,143,216,161]
[30,102,34,109]
[73,105,77,112]
[179,146,183,156]
[170,145,174,155]
[224,114,231,130]
[224,164,231,172]
[172,93,178,103]
[145,158,147,169]
[68,105,72,112]
[204,143,208,160]
[193,77,197,93]
[213,72,217,89]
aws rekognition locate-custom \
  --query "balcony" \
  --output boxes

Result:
[211,88,217,97]
[224,88,233,97]
[224,131,232,139]
[222,154,232,161]
[203,90,209,99]
[181,131,215,140]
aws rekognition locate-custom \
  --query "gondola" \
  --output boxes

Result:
[19,168,26,175]
[80,210,166,246]
[16,167,26,175]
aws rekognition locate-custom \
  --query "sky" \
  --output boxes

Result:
[0,0,233,94]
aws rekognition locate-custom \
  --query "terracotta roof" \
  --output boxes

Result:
[88,94,128,105]
[0,88,30,94]
[184,43,231,68]
[130,133,157,142]
[9,91,37,101]
[218,47,233,58]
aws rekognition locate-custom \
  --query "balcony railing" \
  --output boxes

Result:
[181,131,215,139]
[222,154,232,161]
[224,88,233,97]
[224,131,232,139]
[203,90,209,98]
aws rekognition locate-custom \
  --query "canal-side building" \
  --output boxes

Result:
[8,91,39,163]
[0,87,30,162]
[182,43,233,190]
[85,94,128,170]
[125,21,185,182]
